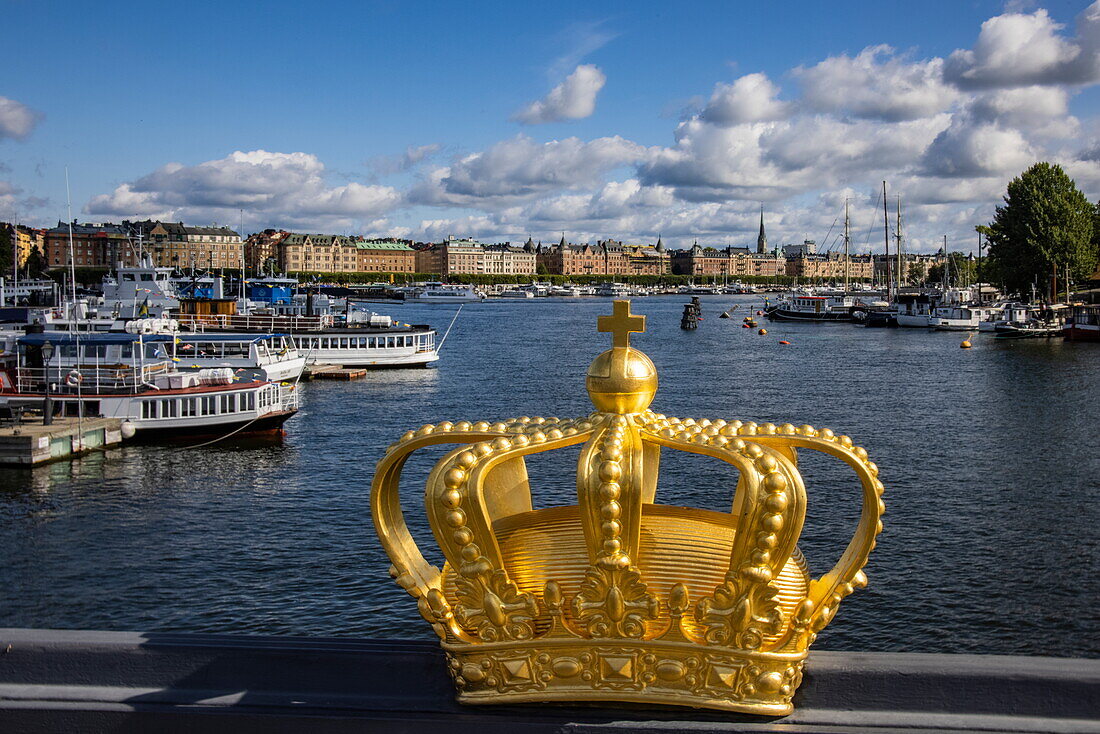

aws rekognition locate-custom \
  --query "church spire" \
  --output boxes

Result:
[655,234,663,252]
[757,205,767,254]
[559,232,566,247]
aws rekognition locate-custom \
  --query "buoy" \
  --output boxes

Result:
[758,328,767,335]
[756,310,764,315]
[961,339,972,348]
[742,323,749,328]
[779,340,791,345]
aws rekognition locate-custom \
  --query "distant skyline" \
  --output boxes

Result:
[2,0,1099,253]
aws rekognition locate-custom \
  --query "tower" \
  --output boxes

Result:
[757,206,768,254]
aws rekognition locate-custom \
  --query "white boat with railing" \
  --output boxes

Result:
[0,332,298,438]
[764,293,860,322]
[173,333,306,382]
[177,309,438,369]
[596,282,630,297]
[549,285,582,297]
[498,288,535,299]
[406,283,484,303]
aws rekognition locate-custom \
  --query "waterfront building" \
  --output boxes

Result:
[355,240,416,273]
[133,221,243,270]
[416,237,536,276]
[670,243,784,278]
[536,236,670,276]
[786,252,874,280]
[245,229,291,272]
[44,221,137,268]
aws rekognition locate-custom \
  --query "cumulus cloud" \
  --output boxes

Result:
[0,96,43,141]
[919,116,1036,178]
[86,150,399,229]
[795,46,960,121]
[512,64,607,124]
[943,3,1100,88]
[410,135,648,206]
[700,73,790,125]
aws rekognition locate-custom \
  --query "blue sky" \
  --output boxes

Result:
[2,0,1099,253]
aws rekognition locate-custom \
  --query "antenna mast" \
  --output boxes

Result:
[896,195,903,288]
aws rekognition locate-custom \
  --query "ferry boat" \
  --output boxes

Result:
[764,294,859,322]
[498,288,534,299]
[0,332,299,438]
[177,310,439,369]
[405,283,484,303]
[596,283,630,298]
[1063,304,1100,342]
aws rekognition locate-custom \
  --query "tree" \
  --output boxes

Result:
[536,262,548,275]
[980,162,1096,299]
[24,244,47,277]
[928,253,976,287]
[0,225,13,277]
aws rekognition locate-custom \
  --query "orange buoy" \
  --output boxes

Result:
[758,328,767,335]
[961,339,972,348]
[742,323,749,328]
[779,340,791,345]
[756,310,764,315]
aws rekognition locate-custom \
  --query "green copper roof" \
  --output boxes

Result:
[355,242,413,251]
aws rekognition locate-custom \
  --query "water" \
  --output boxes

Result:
[1,295,1097,657]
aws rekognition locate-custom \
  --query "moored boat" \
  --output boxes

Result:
[0,332,298,438]
[1063,304,1100,342]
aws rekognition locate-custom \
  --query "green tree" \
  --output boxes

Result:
[24,244,47,277]
[928,253,977,287]
[0,226,13,277]
[980,162,1096,298]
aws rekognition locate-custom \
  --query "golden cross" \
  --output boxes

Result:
[598,299,646,348]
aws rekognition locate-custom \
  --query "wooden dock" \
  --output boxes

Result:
[0,417,124,466]
[304,365,368,381]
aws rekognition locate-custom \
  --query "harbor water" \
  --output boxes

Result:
[1,295,1097,657]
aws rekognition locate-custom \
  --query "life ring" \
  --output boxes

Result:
[65,370,83,387]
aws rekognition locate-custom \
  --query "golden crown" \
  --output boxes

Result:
[370,300,884,715]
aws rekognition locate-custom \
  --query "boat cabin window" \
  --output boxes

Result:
[122,273,136,281]
[140,274,154,281]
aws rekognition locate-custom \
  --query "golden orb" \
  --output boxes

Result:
[586,347,657,414]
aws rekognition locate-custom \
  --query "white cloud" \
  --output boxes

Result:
[410,135,647,206]
[943,3,1100,88]
[0,96,43,141]
[795,46,960,121]
[700,73,790,125]
[919,117,1036,178]
[513,64,607,124]
[86,150,399,230]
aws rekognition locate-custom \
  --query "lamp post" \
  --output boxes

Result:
[41,339,54,426]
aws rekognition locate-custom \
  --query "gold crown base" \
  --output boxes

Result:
[444,638,806,715]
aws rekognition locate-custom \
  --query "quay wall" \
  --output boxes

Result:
[0,628,1097,733]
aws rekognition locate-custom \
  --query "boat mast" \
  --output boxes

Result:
[882,181,891,302]
[65,167,77,331]
[896,195,903,289]
[843,198,850,292]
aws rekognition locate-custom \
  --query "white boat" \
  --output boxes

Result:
[173,333,306,382]
[0,332,298,438]
[549,285,582,297]
[596,282,630,297]
[406,283,484,303]
[498,288,535,299]
[928,304,1004,331]
[101,255,180,317]
[991,303,1065,339]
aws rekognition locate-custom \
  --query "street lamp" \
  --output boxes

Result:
[41,339,54,426]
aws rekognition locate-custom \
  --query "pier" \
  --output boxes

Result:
[0,417,124,465]
[303,364,368,380]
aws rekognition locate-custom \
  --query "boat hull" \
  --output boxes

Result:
[128,409,297,442]
[765,308,852,322]
[1063,325,1100,342]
